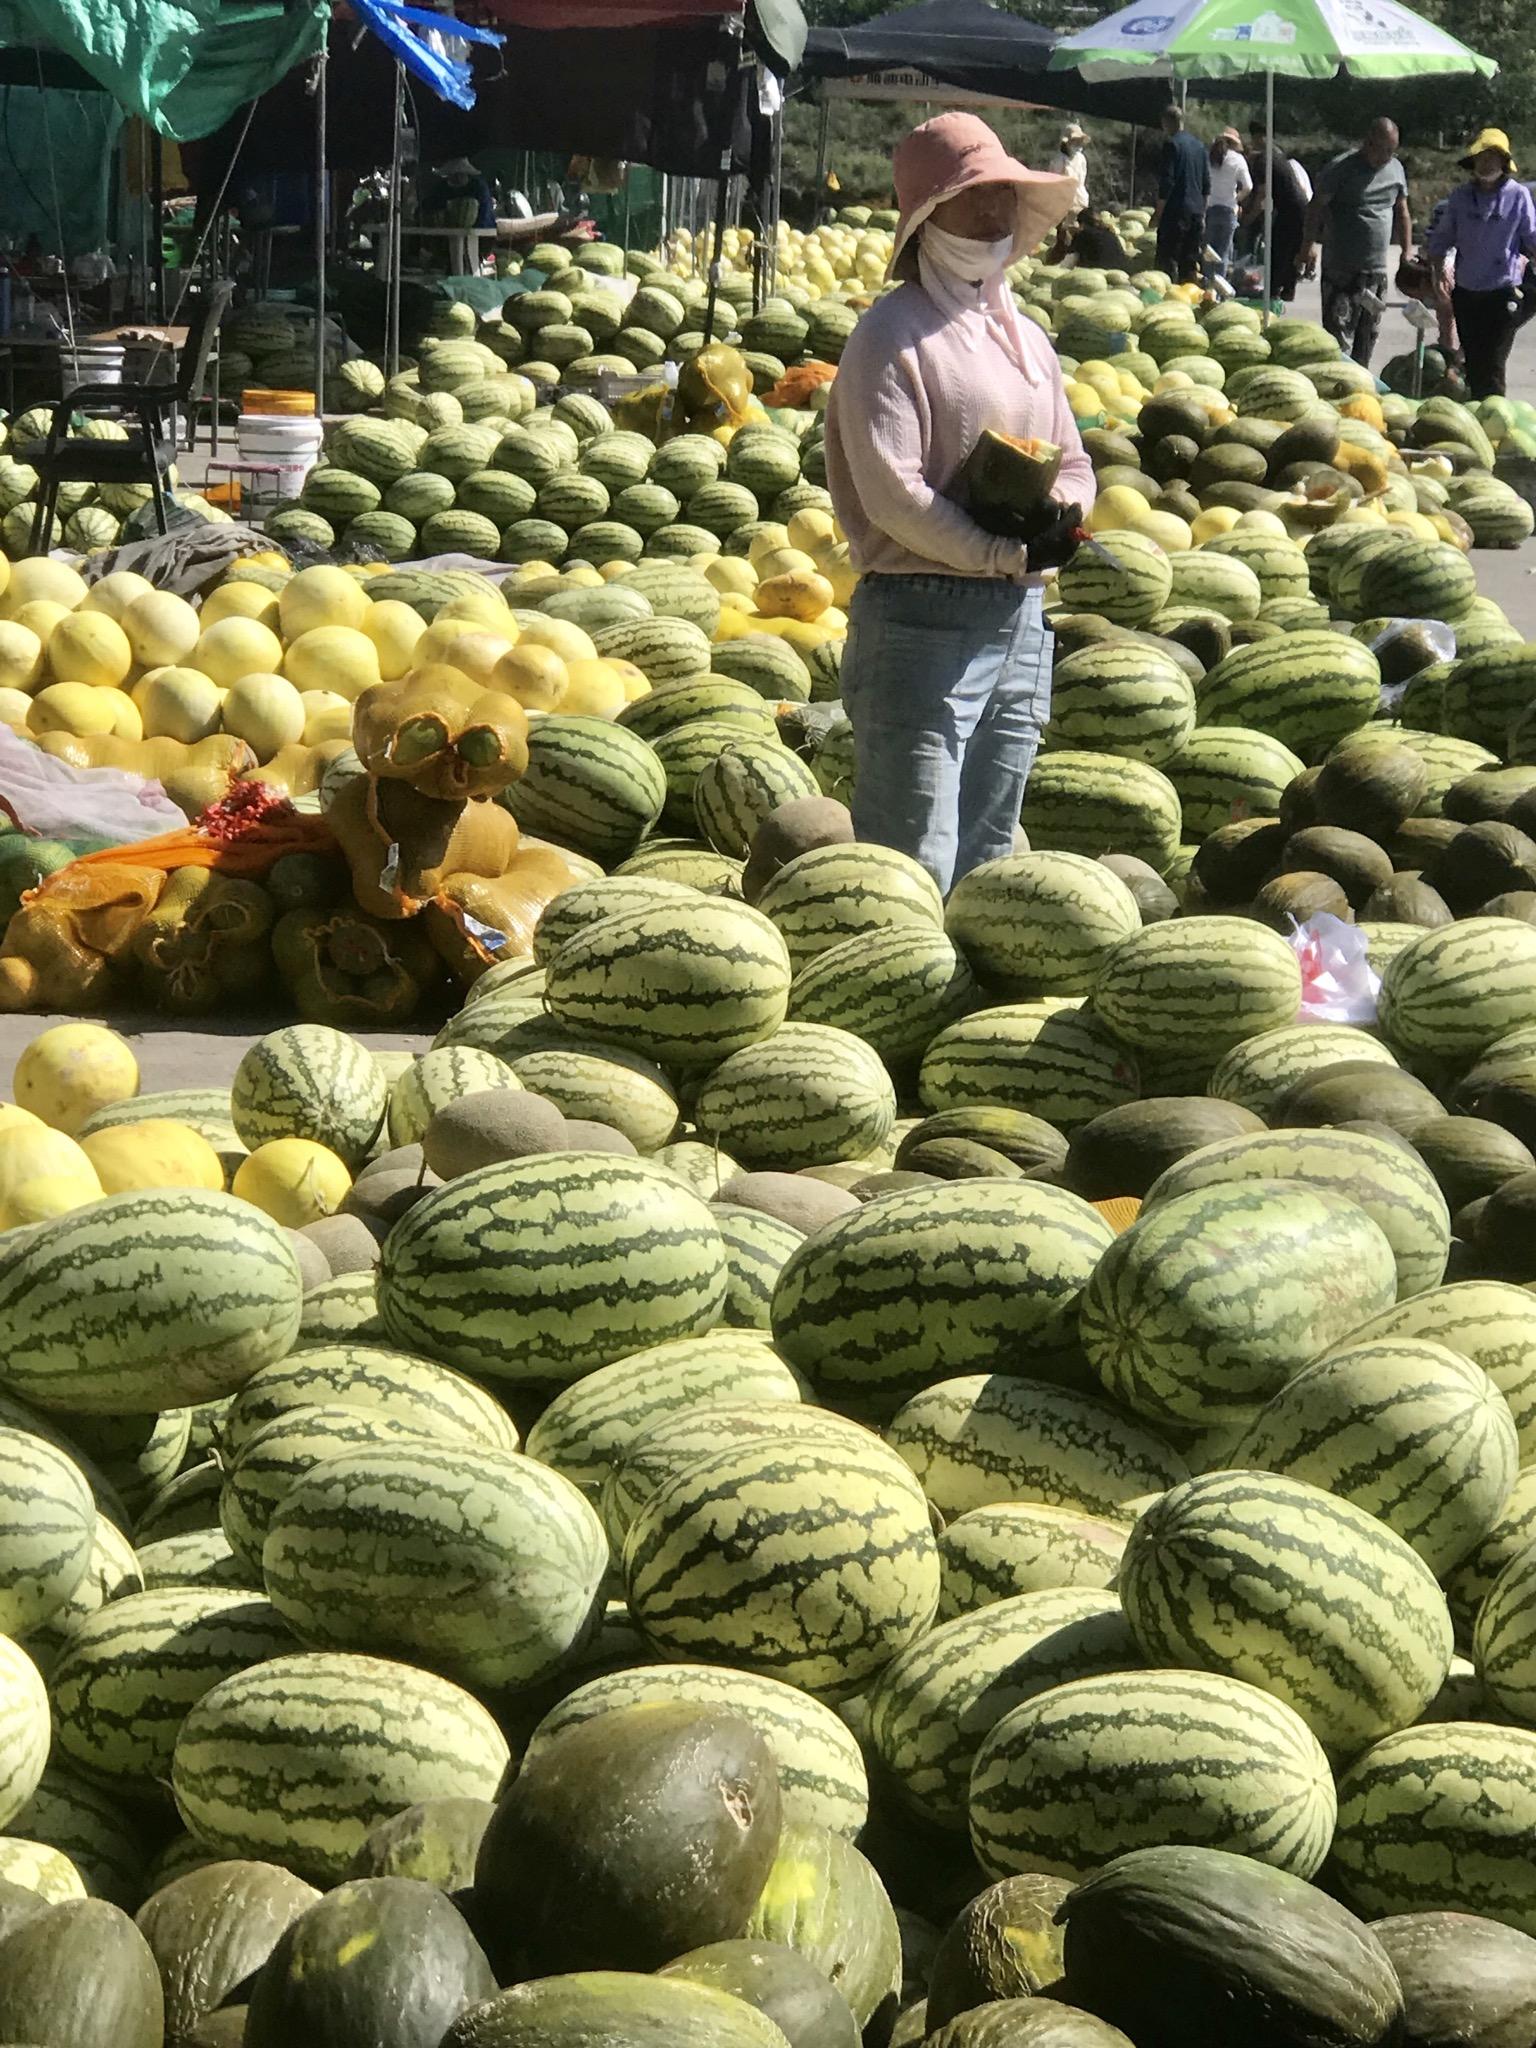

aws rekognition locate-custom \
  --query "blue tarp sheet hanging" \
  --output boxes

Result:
[347,0,503,109]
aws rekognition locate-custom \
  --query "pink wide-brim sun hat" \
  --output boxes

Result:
[889,111,1079,279]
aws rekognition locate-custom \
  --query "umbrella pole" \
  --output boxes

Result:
[1128,125,1137,210]
[1262,68,1274,322]
[386,59,404,382]
[702,162,730,343]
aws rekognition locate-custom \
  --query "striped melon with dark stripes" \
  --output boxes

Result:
[868,1588,1142,1829]
[1231,1339,1518,1577]
[616,674,779,742]
[9,1760,149,1908]
[0,1190,302,1415]
[1163,726,1307,839]
[51,1586,296,1794]
[651,718,776,829]
[885,1373,1189,1523]
[1020,752,1183,873]
[1117,1470,1454,1755]
[524,1331,804,1496]
[788,928,976,1066]
[1472,1543,1536,1722]
[507,1047,680,1151]
[387,1047,519,1147]
[1195,632,1380,756]
[622,1438,939,1698]
[692,1021,897,1169]
[1166,548,1264,619]
[295,1271,384,1348]
[20,1514,142,1680]
[379,1154,727,1387]
[1332,1281,1536,1466]
[1378,917,1536,1063]
[1080,1180,1401,1428]
[1091,918,1302,1057]
[219,1401,450,1576]
[531,875,701,967]
[918,1000,1140,1131]
[262,1441,608,1692]
[171,1650,511,1886]
[136,1528,253,1593]
[591,615,713,683]
[221,1342,519,1460]
[1143,1126,1452,1299]
[1207,1023,1400,1118]
[0,1428,95,1638]
[0,1638,49,1830]
[231,1025,388,1167]
[1042,643,1197,766]
[544,900,792,1068]
[503,714,666,860]
[755,842,944,973]
[714,1204,805,1330]
[936,1502,1129,1621]
[611,838,744,892]
[616,562,721,633]
[770,1181,1115,1417]
[1054,530,1173,626]
[969,1669,1336,1883]
[1330,1722,1536,1932]
[945,853,1142,998]
[694,740,822,857]
[521,1663,868,1836]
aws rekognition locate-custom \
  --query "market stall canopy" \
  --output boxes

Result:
[0,0,329,137]
[485,0,805,69]
[800,0,1178,121]
[1050,0,1496,79]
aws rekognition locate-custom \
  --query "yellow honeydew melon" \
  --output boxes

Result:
[28,682,121,738]
[121,588,201,669]
[363,598,428,680]
[1,558,86,619]
[0,686,31,726]
[80,571,157,623]
[432,588,511,632]
[277,563,371,639]
[300,690,355,745]
[431,632,516,686]
[221,672,307,760]
[282,625,381,701]
[133,667,225,744]
[198,581,281,630]
[0,621,43,694]
[80,1118,224,1194]
[13,1022,138,1135]
[514,616,596,666]
[233,1137,351,1226]
[192,616,285,689]
[13,602,73,650]
[493,643,568,711]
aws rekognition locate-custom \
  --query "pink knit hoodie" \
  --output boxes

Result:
[824,113,1095,581]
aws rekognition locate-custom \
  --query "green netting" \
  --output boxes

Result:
[0,85,121,251]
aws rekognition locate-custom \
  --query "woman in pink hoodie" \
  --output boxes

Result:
[825,113,1094,894]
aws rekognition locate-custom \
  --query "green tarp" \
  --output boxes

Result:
[0,0,329,140]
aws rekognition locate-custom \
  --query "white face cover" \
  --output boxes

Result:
[921,223,1016,284]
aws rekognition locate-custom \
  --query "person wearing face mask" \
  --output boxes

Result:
[1426,130,1536,400]
[823,112,1091,896]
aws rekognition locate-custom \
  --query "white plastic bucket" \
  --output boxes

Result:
[238,414,324,505]
[61,343,124,388]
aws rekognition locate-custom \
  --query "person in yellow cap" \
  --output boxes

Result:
[1426,129,1536,399]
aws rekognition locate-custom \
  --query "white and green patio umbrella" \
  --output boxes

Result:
[1051,0,1495,308]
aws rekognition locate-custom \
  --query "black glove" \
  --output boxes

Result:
[1024,501,1084,572]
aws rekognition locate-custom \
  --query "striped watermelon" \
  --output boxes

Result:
[544,900,792,1068]
[691,1022,897,1169]
[1472,1543,1536,1722]
[1202,529,1311,604]
[1359,540,1477,624]
[936,1502,1129,1620]
[388,1047,519,1147]
[788,928,976,1066]
[9,1761,149,1909]
[617,675,778,743]
[0,1639,49,1830]
[884,1373,1189,1524]
[136,1528,252,1594]
[1163,727,1307,839]
[868,1588,1142,1829]
[1117,1471,1454,1754]
[171,1651,511,1886]
[652,1139,740,1198]
[1043,644,1197,767]
[1166,549,1263,620]
[1195,633,1381,758]
[1330,1722,1536,1933]
[622,1437,939,1698]
[221,1342,519,1460]
[531,875,701,967]
[611,839,744,892]
[694,740,821,857]
[378,1154,727,1386]
[709,633,813,705]
[1378,918,1536,1063]
[1436,644,1536,753]
[262,1441,607,1692]
[1231,1339,1518,1576]
[969,1669,1336,1882]
[1143,1126,1453,1300]
[945,853,1142,998]
[230,1025,388,1167]
[295,1271,384,1349]
[52,1586,295,1794]
[0,1839,83,1901]
[507,1047,679,1152]
[1080,1179,1401,1428]
[755,842,944,973]
[431,987,551,1059]
[503,714,666,860]
[0,1191,301,1414]
[1333,1281,1536,1466]
[0,1428,95,1638]
[770,1181,1115,1416]
[1207,1023,1399,1118]
[591,615,713,683]
[1020,752,1183,873]
[918,1000,1140,1130]
[523,1331,804,1496]
[1091,918,1302,1057]
[20,1514,143,1678]
[650,718,762,828]
[618,562,722,633]
[1055,531,1173,627]
[521,1663,868,1837]
[714,1204,806,1330]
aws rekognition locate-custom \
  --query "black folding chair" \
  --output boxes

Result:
[23,280,236,555]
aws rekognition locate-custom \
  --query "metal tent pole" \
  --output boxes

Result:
[1262,68,1275,319]
[812,94,831,208]
[313,45,328,417]
[386,59,404,379]
[1128,125,1137,209]
[702,163,731,341]
[151,130,165,322]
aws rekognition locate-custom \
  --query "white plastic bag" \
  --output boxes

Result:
[1288,911,1380,1026]
[0,724,184,844]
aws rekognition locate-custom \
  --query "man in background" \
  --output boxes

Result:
[1155,105,1209,283]
[1301,117,1413,366]
[1051,124,1090,213]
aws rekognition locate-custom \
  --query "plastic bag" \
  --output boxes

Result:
[1289,912,1381,1026]
[0,724,184,845]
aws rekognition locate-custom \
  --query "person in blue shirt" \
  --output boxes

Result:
[1427,128,1536,398]
[1155,106,1210,284]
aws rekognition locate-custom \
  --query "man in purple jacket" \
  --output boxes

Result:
[1427,128,1536,399]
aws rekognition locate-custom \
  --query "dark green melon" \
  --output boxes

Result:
[184,2013,250,2048]
[1063,1098,1265,1200]
[925,2004,1135,2048]
[1372,1910,1536,2048]
[0,1875,49,1945]
[744,1819,901,2037]
[925,1874,1072,2027]
[0,1898,164,2048]
[659,1938,859,2048]
[135,1860,320,2042]
[440,1973,793,2046]
[347,1797,496,1892]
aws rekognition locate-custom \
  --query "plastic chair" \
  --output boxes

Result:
[23,279,235,554]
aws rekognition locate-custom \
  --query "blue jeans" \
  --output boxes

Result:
[840,574,1053,896]
[1206,202,1237,277]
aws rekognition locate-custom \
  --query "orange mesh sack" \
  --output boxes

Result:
[325,776,524,920]
[0,862,165,1012]
[351,669,530,800]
